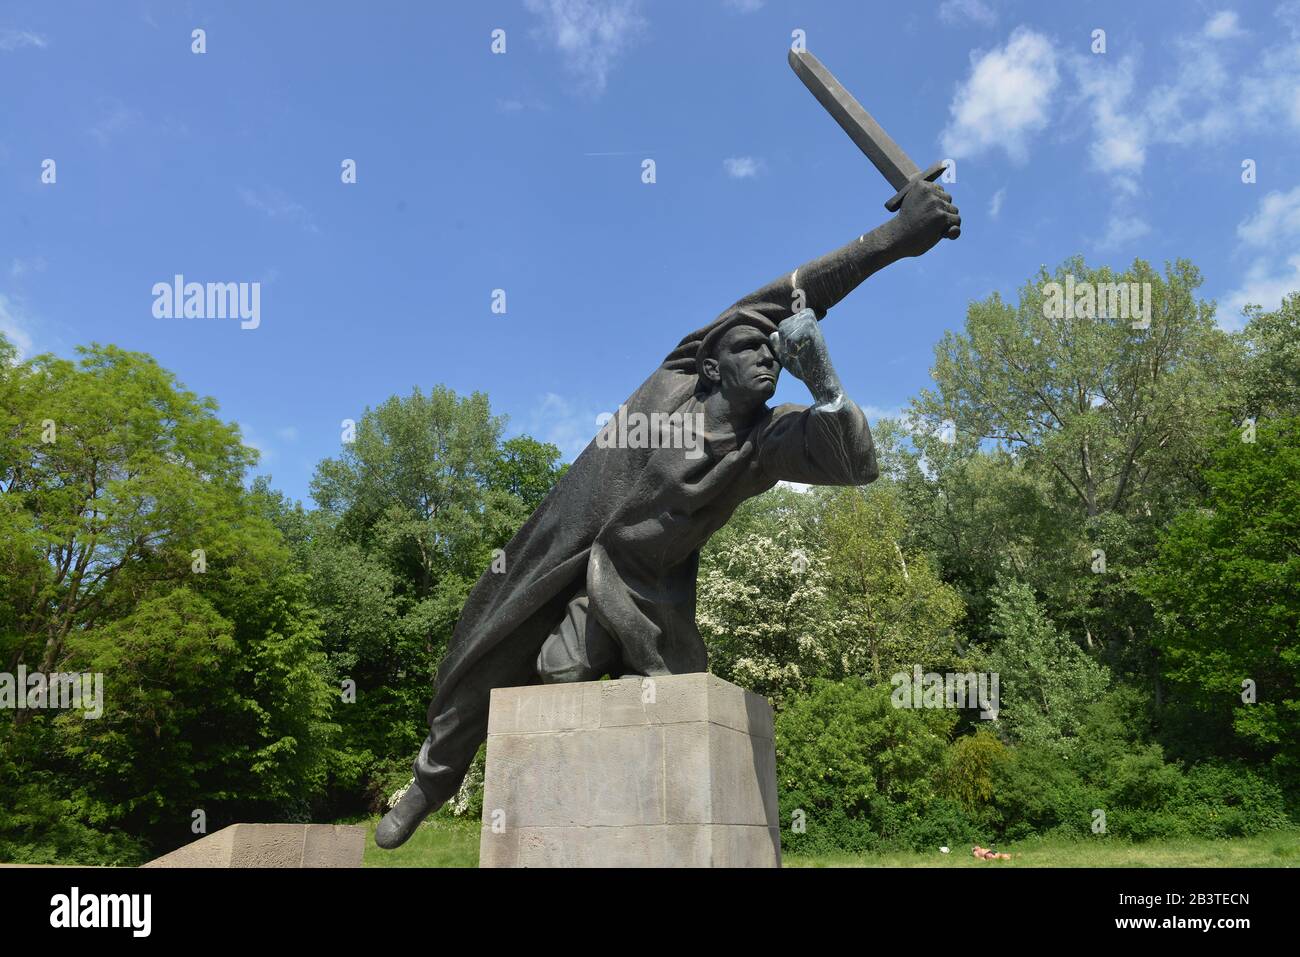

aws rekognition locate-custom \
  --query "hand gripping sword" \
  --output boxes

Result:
[789,48,960,240]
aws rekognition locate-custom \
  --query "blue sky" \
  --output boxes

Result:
[4,0,1299,504]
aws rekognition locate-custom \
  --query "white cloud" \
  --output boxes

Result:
[1057,9,1300,203]
[1279,1,1300,39]
[940,27,1060,163]
[939,0,997,26]
[860,405,905,422]
[1135,10,1300,148]
[723,156,763,179]
[1222,253,1300,327]
[1073,54,1146,176]
[524,0,647,96]
[1066,51,1146,264]
[1143,29,1235,146]
[0,30,47,51]
[0,294,36,358]
[1239,36,1300,132]
[1237,185,1300,246]
[1204,10,1245,39]
[10,256,47,278]
[988,187,1005,219]
[978,5,1297,282]
[88,101,140,146]
[1060,13,1300,256]
[723,0,764,11]
[1223,186,1300,328]
[1098,213,1151,250]
[239,186,319,233]
[240,423,302,464]
[238,423,271,464]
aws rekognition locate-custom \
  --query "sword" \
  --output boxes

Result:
[789,48,960,240]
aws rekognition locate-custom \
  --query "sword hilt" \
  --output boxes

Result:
[884,161,960,240]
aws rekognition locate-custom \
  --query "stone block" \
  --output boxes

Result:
[142,824,365,868]
[480,673,780,867]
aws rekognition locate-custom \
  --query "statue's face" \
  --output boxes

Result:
[705,324,779,407]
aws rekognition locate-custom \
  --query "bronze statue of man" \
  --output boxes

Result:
[376,180,960,848]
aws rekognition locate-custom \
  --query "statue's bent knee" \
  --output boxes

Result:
[536,590,622,683]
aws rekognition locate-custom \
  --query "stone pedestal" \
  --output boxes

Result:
[479,673,781,867]
[142,824,365,868]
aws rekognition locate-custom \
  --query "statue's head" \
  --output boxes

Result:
[698,314,780,411]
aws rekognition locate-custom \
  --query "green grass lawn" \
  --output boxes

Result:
[350,816,1298,868]
[355,815,481,868]
[785,830,1300,867]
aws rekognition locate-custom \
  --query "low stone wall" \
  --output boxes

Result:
[142,824,365,868]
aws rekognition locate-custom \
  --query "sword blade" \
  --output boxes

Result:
[788,48,919,191]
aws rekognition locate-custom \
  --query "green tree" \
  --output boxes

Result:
[489,435,569,513]
[985,577,1111,754]
[304,386,565,808]
[698,485,967,702]
[0,334,335,860]
[913,258,1236,521]
[812,484,967,682]
[906,257,1241,685]
[940,727,1010,815]
[1140,416,1300,778]
[1239,292,1300,420]
[697,494,838,703]
[1,342,255,680]
[885,431,1083,644]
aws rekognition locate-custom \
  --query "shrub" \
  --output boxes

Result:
[992,744,1102,841]
[941,727,1011,812]
[775,677,959,853]
[0,768,148,866]
[1177,763,1290,838]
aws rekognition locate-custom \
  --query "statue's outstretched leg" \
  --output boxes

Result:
[375,687,491,849]
[376,626,541,849]
[376,588,619,849]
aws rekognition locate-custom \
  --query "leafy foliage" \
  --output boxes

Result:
[0,339,334,860]
[775,678,967,853]
[698,484,968,703]
[1141,416,1300,778]
[985,577,1111,752]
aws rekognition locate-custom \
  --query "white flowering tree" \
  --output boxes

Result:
[698,527,841,704]
[698,483,970,704]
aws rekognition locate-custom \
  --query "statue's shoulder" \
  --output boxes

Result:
[751,402,813,445]
[767,402,810,421]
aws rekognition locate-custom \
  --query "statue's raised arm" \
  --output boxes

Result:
[726,178,961,326]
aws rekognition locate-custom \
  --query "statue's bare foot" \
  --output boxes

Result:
[375,783,438,849]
